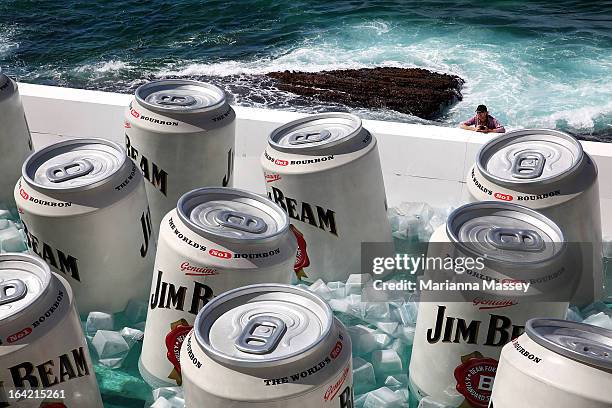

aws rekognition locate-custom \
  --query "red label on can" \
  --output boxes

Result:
[130,108,140,119]
[265,174,282,183]
[7,327,32,343]
[274,159,289,166]
[124,121,132,128]
[323,365,350,401]
[330,341,343,359]
[39,403,67,408]
[19,188,29,200]
[290,225,310,276]
[454,356,498,408]
[494,192,513,201]
[209,249,232,259]
[165,324,193,375]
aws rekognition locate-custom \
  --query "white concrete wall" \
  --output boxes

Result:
[17,82,612,237]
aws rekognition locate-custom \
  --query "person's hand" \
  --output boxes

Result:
[476,127,489,133]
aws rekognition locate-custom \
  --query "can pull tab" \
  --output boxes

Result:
[487,228,544,252]
[215,210,268,234]
[46,159,94,183]
[511,151,546,179]
[0,279,27,306]
[288,129,332,145]
[235,316,287,355]
[149,93,197,107]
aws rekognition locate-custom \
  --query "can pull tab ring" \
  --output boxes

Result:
[288,129,332,145]
[487,228,544,252]
[215,210,268,234]
[0,279,27,306]
[148,93,197,107]
[511,151,546,179]
[46,159,94,183]
[235,316,287,355]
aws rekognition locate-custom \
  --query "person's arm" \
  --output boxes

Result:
[460,117,477,131]
[490,117,505,133]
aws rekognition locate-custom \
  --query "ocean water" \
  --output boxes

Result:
[1,0,611,140]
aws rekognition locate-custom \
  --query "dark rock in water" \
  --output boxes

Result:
[266,67,464,120]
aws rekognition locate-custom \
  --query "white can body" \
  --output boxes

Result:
[490,321,612,408]
[181,285,354,408]
[0,74,33,204]
[124,80,236,232]
[467,130,603,304]
[139,188,297,387]
[261,114,391,282]
[15,140,156,314]
[409,204,570,408]
[0,254,103,407]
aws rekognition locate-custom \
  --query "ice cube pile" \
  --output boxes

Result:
[3,201,611,408]
[0,204,27,253]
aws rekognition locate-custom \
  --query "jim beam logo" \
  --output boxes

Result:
[21,222,80,282]
[139,206,153,258]
[0,347,91,407]
[453,351,498,408]
[125,134,168,196]
[290,224,310,280]
[150,271,214,315]
[268,186,338,236]
[427,305,525,346]
[165,319,192,385]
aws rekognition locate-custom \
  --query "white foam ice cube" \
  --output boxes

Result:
[418,396,453,408]
[365,302,390,321]
[0,219,9,230]
[347,325,378,355]
[119,326,144,347]
[327,281,346,299]
[581,301,612,318]
[329,299,351,314]
[309,279,333,300]
[391,302,418,326]
[152,387,183,401]
[92,330,130,358]
[353,357,377,394]
[394,388,409,404]
[0,226,26,252]
[371,350,402,379]
[124,299,148,323]
[150,397,171,408]
[346,274,373,295]
[86,311,114,337]
[393,325,416,344]
[363,386,406,408]
[354,393,368,408]
[0,208,12,221]
[388,339,410,362]
[582,312,612,330]
[565,306,583,322]
[92,330,130,368]
[372,331,393,349]
[374,321,399,336]
[602,235,612,258]
[384,376,403,391]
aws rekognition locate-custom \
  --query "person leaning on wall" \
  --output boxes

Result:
[460,105,506,133]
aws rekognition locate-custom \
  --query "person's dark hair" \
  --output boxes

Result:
[476,104,488,113]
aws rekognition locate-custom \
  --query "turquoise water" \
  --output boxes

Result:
[1,1,611,140]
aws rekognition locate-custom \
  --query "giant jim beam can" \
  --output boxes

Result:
[409,202,571,408]
[180,284,353,408]
[0,69,33,205]
[467,129,602,305]
[125,79,236,232]
[138,187,298,388]
[490,318,612,408]
[15,138,155,314]
[0,253,103,407]
[261,113,391,282]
